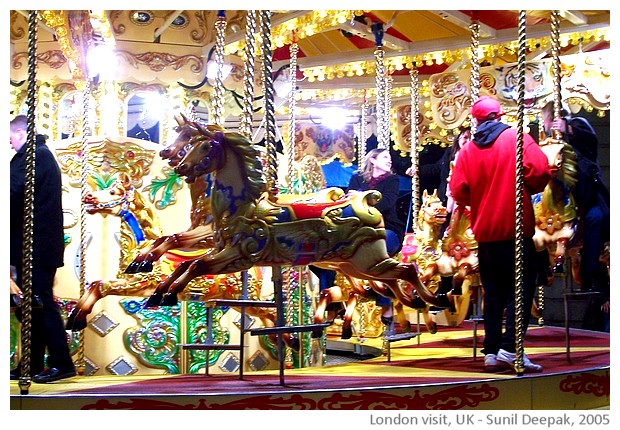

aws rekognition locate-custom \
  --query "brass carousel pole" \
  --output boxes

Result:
[469,14,481,134]
[76,78,91,377]
[514,9,528,376]
[550,11,563,135]
[285,31,299,369]
[358,91,368,164]
[259,9,286,385]
[261,10,278,201]
[239,11,257,139]
[373,23,388,150]
[236,9,257,379]
[18,9,38,395]
[409,64,420,229]
[212,11,227,128]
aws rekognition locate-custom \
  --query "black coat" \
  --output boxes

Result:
[347,172,406,245]
[10,135,64,269]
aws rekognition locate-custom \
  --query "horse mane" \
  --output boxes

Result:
[130,186,163,240]
[442,205,477,251]
[190,120,267,203]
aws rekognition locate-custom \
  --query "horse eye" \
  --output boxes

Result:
[110,190,116,195]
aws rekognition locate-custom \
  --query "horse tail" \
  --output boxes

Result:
[561,143,579,190]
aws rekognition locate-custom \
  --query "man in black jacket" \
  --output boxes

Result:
[541,102,610,331]
[10,114,76,382]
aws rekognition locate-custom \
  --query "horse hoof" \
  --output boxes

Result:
[143,293,163,308]
[553,262,564,273]
[124,262,139,274]
[427,322,438,335]
[288,337,300,351]
[65,312,86,331]
[160,293,179,307]
[341,326,353,340]
[138,261,154,273]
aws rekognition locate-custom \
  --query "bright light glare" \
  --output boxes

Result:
[87,45,117,80]
[317,107,353,130]
[206,62,233,80]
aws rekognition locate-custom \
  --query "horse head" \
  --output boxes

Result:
[417,189,447,232]
[83,173,135,216]
[83,172,162,246]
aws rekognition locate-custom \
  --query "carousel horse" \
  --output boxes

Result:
[312,269,417,339]
[126,115,216,275]
[137,117,451,317]
[64,173,299,349]
[400,191,479,330]
[532,137,579,272]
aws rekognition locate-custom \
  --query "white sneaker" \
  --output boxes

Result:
[484,353,500,372]
[496,349,543,373]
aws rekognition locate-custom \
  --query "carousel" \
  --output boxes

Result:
[9,9,610,410]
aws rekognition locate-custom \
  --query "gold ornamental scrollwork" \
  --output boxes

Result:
[55,137,156,188]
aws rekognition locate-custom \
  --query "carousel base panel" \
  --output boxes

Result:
[10,323,609,410]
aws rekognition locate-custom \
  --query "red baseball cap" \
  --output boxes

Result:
[471,96,504,121]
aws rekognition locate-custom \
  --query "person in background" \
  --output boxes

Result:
[348,148,406,328]
[450,96,551,373]
[541,101,610,332]
[10,114,76,383]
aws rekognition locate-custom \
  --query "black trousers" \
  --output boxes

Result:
[478,238,537,355]
[15,264,74,374]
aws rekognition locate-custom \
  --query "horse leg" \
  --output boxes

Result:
[313,287,344,337]
[66,280,106,330]
[160,248,250,306]
[340,293,359,340]
[144,259,194,307]
[553,237,569,273]
[393,301,411,333]
[126,236,168,274]
[128,225,214,274]
[390,262,452,309]
[421,306,438,334]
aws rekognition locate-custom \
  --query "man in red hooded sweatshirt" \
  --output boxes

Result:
[450,96,551,373]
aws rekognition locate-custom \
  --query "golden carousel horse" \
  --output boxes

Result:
[532,137,579,273]
[64,173,299,347]
[136,117,451,319]
[400,191,479,330]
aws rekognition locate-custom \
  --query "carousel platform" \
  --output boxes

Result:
[9,322,609,410]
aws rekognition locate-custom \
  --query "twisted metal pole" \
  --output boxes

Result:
[239,10,257,139]
[551,11,564,136]
[514,9,527,376]
[469,16,481,134]
[260,10,278,200]
[76,78,91,376]
[212,11,227,127]
[374,46,387,149]
[18,9,38,395]
[283,33,300,369]
[286,36,298,193]
[358,91,368,165]
[409,65,420,228]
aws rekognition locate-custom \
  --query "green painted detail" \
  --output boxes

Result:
[121,298,181,373]
[143,167,184,210]
[186,302,229,373]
